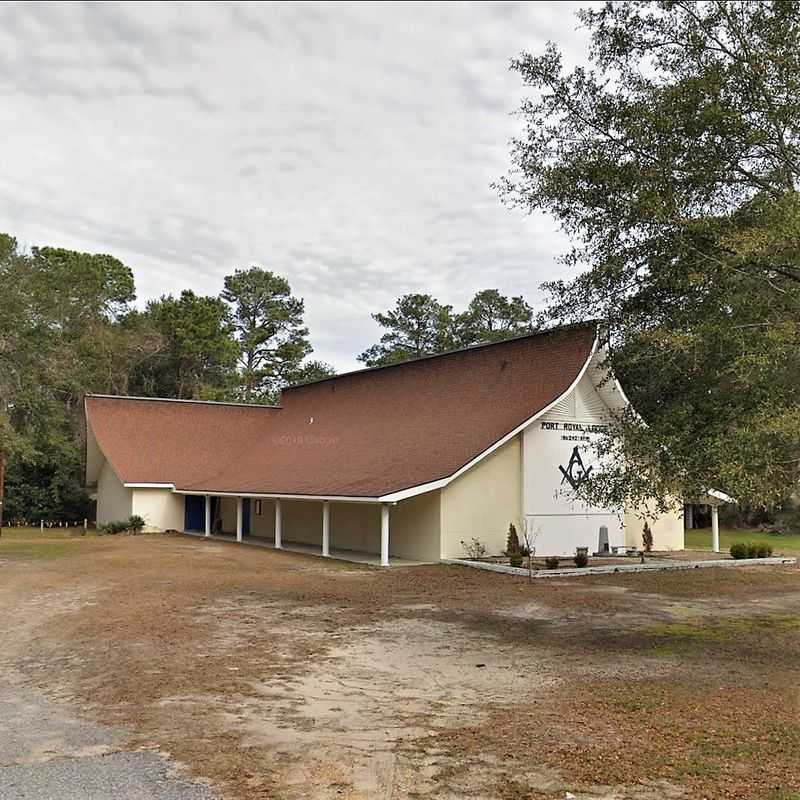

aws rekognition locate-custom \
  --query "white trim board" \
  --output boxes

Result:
[175,489,391,504]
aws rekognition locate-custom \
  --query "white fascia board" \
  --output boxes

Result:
[379,478,450,503]
[378,335,600,504]
[174,489,385,504]
[124,483,176,489]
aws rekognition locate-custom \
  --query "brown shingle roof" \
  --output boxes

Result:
[85,323,597,498]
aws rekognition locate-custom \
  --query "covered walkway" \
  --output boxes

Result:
[183,530,430,567]
[180,490,441,566]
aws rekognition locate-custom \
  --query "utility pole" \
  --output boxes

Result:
[0,450,5,539]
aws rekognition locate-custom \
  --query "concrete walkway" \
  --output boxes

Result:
[0,687,215,800]
[184,530,431,567]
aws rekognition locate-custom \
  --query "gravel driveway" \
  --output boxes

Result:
[0,687,215,800]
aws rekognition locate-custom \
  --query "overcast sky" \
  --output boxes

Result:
[1,1,592,371]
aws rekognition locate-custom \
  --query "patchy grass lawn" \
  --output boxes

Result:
[686,527,800,555]
[0,525,98,539]
[0,526,100,558]
[0,532,798,800]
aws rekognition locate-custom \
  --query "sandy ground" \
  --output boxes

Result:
[1,533,799,800]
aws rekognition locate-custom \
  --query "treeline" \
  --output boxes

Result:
[0,232,536,522]
[357,290,534,366]
[0,234,334,522]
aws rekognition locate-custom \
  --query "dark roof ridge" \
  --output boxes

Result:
[85,394,282,410]
[285,319,600,391]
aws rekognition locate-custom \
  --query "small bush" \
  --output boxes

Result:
[730,542,773,559]
[461,537,487,560]
[509,555,523,568]
[100,519,128,535]
[642,521,653,553]
[100,517,146,535]
[545,556,560,570]
[127,515,146,534]
[573,551,589,568]
[730,542,748,559]
[506,523,521,556]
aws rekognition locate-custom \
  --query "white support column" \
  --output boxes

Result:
[236,497,243,542]
[711,504,720,553]
[204,495,211,537]
[322,500,330,557]
[274,499,282,549]
[380,503,390,567]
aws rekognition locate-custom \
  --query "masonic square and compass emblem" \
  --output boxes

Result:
[559,445,593,491]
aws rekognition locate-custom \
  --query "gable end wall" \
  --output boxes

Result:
[439,435,521,559]
[96,459,132,525]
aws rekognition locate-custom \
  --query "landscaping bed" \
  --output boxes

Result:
[444,554,796,579]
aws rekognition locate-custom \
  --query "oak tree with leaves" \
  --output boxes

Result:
[499,0,800,510]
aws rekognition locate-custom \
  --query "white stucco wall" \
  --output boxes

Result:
[218,496,237,532]
[131,489,185,533]
[250,498,276,538]
[391,491,441,561]
[624,502,685,551]
[440,436,521,559]
[279,499,325,545]
[96,460,132,525]
[522,372,624,557]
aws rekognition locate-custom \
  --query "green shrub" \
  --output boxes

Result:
[127,515,146,534]
[509,555,523,568]
[756,544,773,558]
[100,520,128,535]
[730,542,748,559]
[506,523,521,556]
[100,517,144,535]
[573,552,589,568]
[746,542,760,559]
[545,556,560,570]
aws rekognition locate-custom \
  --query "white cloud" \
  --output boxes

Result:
[0,0,592,370]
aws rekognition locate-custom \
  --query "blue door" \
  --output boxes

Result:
[243,499,251,535]
[185,495,205,531]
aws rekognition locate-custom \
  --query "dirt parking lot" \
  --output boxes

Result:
[1,533,799,800]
